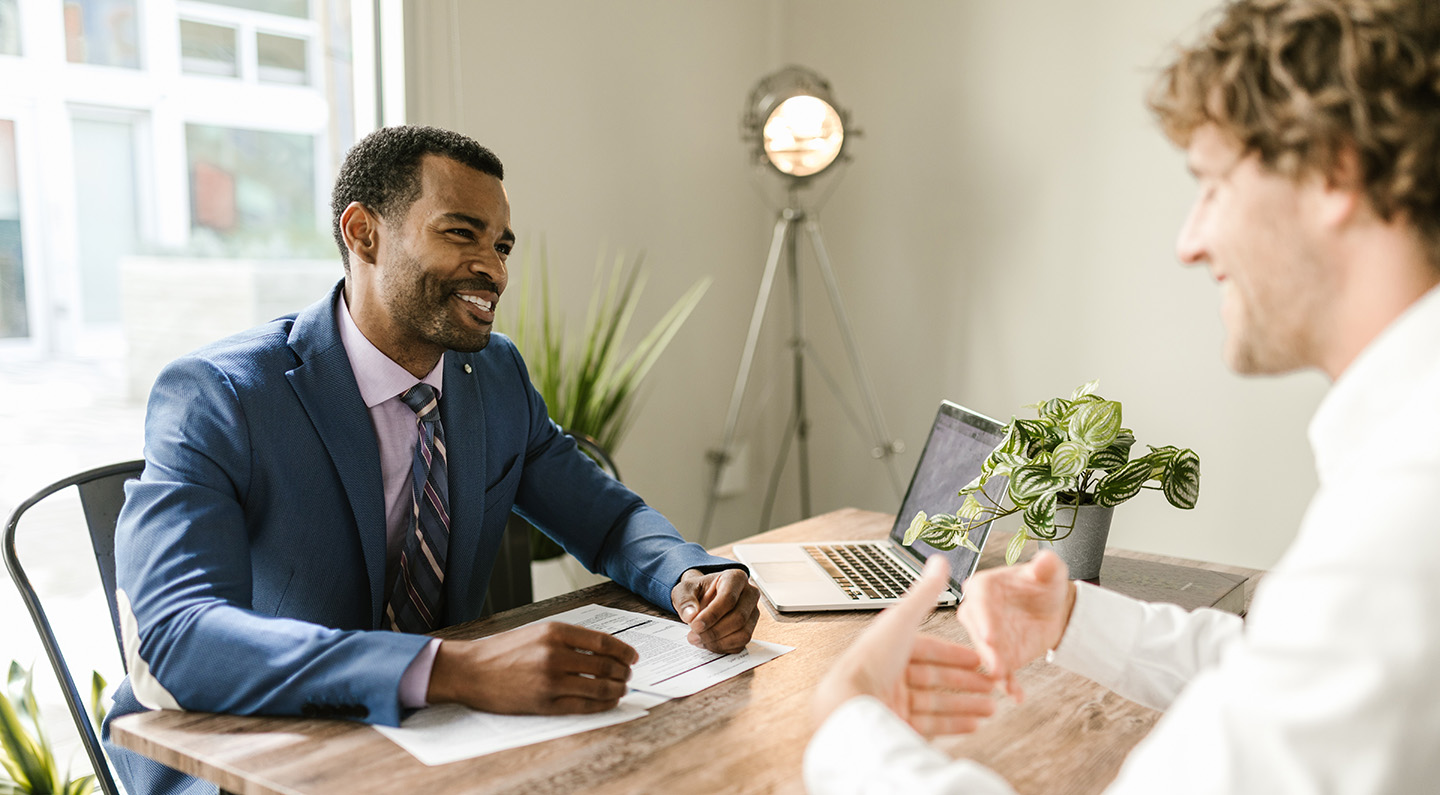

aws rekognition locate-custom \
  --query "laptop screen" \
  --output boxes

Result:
[887,401,1007,592]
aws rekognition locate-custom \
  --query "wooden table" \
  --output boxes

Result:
[111,508,1263,794]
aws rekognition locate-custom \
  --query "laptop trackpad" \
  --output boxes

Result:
[754,561,823,583]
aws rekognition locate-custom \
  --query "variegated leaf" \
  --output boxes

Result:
[1041,397,1071,421]
[957,495,986,520]
[1023,490,1057,534]
[1143,445,1179,479]
[1007,463,1060,506]
[1071,379,1100,400]
[1050,440,1089,479]
[1005,529,1028,565]
[1163,448,1201,509]
[902,511,928,545]
[1068,399,1122,450]
[1094,459,1150,506]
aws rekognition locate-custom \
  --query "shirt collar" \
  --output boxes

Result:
[336,291,445,407]
[1309,282,1440,482]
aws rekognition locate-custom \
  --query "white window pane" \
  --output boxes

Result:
[202,0,308,19]
[63,0,141,69]
[187,125,323,256]
[0,0,20,57]
[257,31,307,85]
[180,19,238,77]
[72,118,140,325]
[0,119,27,338]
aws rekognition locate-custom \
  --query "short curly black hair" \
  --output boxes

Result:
[330,125,504,270]
[1150,0,1440,269]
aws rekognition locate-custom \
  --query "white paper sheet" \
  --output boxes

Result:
[375,604,793,765]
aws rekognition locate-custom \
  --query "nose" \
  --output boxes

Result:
[470,249,508,291]
[1175,197,1207,267]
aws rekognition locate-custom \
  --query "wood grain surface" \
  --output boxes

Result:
[110,508,1263,795]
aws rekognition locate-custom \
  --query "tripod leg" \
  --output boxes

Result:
[700,214,793,544]
[803,219,906,497]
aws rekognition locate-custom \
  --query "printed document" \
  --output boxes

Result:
[374,605,792,765]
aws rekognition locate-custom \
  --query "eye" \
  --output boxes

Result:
[496,242,513,256]
[446,228,476,240]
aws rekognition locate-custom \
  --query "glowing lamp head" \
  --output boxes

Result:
[744,65,850,180]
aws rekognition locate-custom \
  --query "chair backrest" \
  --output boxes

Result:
[483,432,621,617]
[3,459,144,795]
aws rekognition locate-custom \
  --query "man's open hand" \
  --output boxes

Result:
[671,568,761,653]
[426,622,638,714]
[956,549,1076,702]
[812,556,998,737]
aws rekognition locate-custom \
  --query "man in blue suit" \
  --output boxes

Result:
[104,125,759,795]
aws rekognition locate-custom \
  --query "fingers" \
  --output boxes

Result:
[862,556,951,647]
[1029,549,1068,585]
[544,621,639,665]
[688,569,747,633]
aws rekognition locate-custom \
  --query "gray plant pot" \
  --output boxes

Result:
[1038,504,1115,580]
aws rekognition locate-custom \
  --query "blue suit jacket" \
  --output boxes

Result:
[104,282,734,794]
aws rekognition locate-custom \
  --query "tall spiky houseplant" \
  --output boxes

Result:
[0,662,107,795]
[502,243,710,559]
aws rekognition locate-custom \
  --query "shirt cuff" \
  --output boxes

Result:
[1046,580,1144,687]
[804,696,1014,795]
[398,638,442,709]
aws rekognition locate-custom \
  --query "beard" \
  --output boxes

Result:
[381,249,499,354]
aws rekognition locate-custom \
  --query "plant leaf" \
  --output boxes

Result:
[1006,463,1061,507]
[1023,491,1057,538]
[1005,529,1028,565]
[1067,399,1122,450]
[1162,448,1201,509]
[1088,429,1135,471]
[1049,440,1089,479]
[902,511,928,546]
[1071,379,1100,400]
[1094,459,1150,506]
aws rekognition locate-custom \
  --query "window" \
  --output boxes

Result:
[63,0,141,69]
[0,119,26,338]
[180,19,238,77]
[256,31,306,85]
[204,0,308,19]
[187,124,322,256]
[0,0,20,56]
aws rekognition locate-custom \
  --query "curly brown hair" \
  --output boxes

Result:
[1149,0,1440,267]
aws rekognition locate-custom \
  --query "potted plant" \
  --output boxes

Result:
[904,380,1200,579]
[1,661,108,795]
[503,243,710,563]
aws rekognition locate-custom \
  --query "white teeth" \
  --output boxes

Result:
[458,294,493,311]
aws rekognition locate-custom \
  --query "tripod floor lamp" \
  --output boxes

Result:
[700,65,904,545]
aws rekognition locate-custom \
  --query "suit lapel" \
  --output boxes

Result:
[440,351,487,625]
[285,282,389,625]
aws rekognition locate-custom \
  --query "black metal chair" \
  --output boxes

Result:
[4,460,144,795]
[485,431,621,616]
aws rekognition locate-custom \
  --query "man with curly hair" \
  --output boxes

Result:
[807,1,1440,791]
[106,125,760,795]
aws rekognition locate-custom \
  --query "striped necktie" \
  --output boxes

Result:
[386,383,451,634]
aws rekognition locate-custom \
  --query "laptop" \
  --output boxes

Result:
[733,401,1006,611]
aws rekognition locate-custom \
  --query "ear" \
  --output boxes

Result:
[340,202,382,265]
[1316,146,1366,228]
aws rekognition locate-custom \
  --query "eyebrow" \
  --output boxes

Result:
[439,212,516,244]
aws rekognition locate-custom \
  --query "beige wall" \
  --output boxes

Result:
[406,1,1328,570]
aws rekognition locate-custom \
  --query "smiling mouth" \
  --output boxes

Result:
[457,294,494,312]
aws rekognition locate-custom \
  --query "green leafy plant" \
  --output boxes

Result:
[0,661,108,795]
[503,243,710,558]
[904,380,1200,565]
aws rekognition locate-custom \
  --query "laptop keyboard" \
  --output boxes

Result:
[803,543,918,600]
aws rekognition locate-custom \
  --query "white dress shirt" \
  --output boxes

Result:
[805,284,1440,794]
